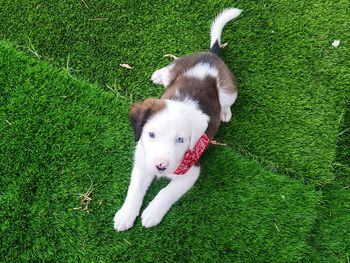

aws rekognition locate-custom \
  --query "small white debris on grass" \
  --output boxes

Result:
[5,119,12,125]
[123,239,132,245]
[81,0,89,8]
[210,140,227,146]
[164,54,179,60]
[274,223,280,233]
[119,63,133,69]
[220,42,228,48]
[332,40,340,47]
[73,180,94,212]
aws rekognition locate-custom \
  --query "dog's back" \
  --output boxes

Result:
[157,8,241,139]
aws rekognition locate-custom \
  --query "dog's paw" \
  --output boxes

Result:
[113,207,138,232]
[151,66,173,87]
[220,107,232,122]
[141,202,168,228]
[151,68,164,85]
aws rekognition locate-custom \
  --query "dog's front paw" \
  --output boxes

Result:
[113,206,138,232]
[141,201,168,228]
[151,68,164,85]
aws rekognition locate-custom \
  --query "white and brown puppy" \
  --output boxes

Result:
[114,8,241,231]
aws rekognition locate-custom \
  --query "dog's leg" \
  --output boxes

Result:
[218,89,237,122]
[114,166,155,232]
[151,64,174,87]
[141,166,200,228]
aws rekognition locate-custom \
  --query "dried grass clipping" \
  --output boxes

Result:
[73,180,94,212]
[119,63,133,69]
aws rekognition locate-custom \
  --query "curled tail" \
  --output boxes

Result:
[210,8,242,56]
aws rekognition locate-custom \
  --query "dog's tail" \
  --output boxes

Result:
[210,8,242,56]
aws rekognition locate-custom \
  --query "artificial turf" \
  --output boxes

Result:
[1,0,349,183]
[0,42,320,262]
[308,105,350,262]
[0,0,349,262]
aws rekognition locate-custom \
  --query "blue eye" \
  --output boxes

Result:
[176,136,184,144]
[149,132,155,139]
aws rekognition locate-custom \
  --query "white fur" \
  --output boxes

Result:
[218,89,237,122]
[151,64,174,87]
[113,166,154,231]
[210,8,242,48]
[185,63,218,80]
[141,165,200,228]
[114,99,209,231]
[115,8,240,231]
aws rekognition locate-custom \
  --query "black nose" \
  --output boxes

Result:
[156,165,167,172]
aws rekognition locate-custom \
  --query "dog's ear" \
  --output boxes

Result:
[129,103,149,142]
[189,111,209,149]
[129,98,165,141]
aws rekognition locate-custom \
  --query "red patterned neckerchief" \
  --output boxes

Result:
[174,133,210,175]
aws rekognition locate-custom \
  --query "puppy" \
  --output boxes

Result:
[114,8,241,231]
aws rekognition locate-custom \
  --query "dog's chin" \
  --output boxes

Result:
[154,169,171,176]
[153,166,178,176]
[155,170,166,176]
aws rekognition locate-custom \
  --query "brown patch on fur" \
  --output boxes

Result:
[162,75,221,140]
[130,98,166,141]
[165,52,237,96]
[217,59,238,95]
[142,98,166,112]
[161,52,237,140]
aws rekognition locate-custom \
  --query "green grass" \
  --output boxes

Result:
[0,42,320,262]
[308,104,350,263]
[0,0,349,183]
[0,0,349,261]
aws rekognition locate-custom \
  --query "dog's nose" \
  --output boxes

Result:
[155,160,169,172]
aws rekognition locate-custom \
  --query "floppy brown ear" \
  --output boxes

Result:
[129,102,152,142]
[129,98,165,141]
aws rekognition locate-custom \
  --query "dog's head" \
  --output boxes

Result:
[130,98,209,174]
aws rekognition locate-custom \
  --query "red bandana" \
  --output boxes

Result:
[174,133,210,175]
